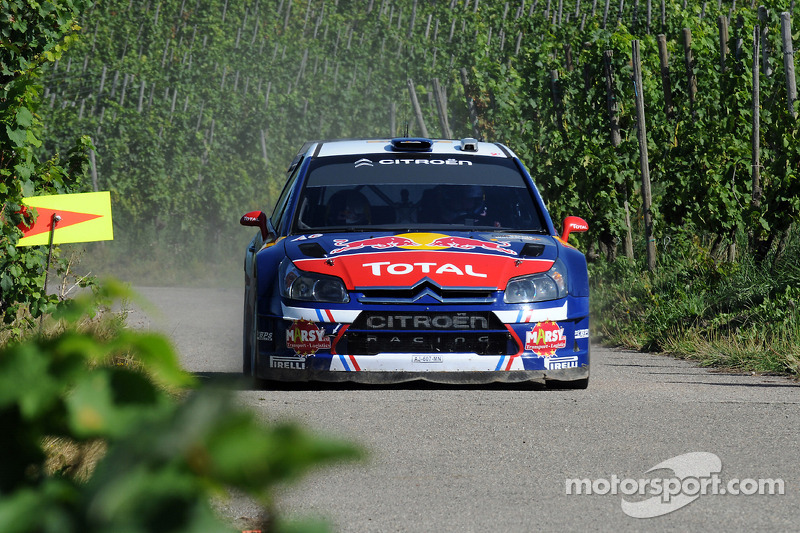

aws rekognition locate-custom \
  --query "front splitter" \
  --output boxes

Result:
[256,365,588,385]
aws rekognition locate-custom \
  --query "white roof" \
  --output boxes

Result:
[313,139,516,158]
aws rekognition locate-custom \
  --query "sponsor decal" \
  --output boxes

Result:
[545,355,579,370]
[426,235,515,255]
[353,158,474,167]
[257,331,273,341]
[294,247,554,290]
[330,232,516,256]
[362,334,492,347]
[270,356,306,370]
[412,355,443,363]
[575,328,589,339]
[378,158,472,166]
[362,260,488,278]
[291,234,323,241]
[525,321,567,355]
[332,235,421,254]
[365,314,489,330]
[285,319,331,355]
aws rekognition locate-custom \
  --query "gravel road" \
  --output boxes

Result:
[131,286,799,532]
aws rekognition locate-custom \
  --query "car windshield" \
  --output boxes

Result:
[292,154,548,233]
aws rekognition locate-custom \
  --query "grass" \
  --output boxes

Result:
[590,231,800,378]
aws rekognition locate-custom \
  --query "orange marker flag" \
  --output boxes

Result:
[16,191,113,246]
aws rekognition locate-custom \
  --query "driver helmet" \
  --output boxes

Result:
[327,189,371,225]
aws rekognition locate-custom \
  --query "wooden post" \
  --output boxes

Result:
[390,101,396,137]
[657,34,674,119]
[735,15,744,72]
[407,0,417,38]
[682,28,697,115]
[752,26,762,212]
[119,73,129,106]
[283,0,292,30]
[137,79,146,113]
[550,69,563,130]
[623,200,634,259]
[632,40,656,271]
[89,145,98,192]
[407,78,430,138]
[259,129,268,168]
[433,78,453,138]
[565,44,574,71]
[602,0,610,28]
[604,50,634,258]
[603,51,622,147]
[719,15,729,72]
[781,12,797,118]
[759,6,773,77]
[460,68,481,139]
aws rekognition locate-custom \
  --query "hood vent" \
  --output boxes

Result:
[520,243,545,257]
[298,242,327,258]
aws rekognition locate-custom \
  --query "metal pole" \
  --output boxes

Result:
[40,212,61,328]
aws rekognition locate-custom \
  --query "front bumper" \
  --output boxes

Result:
[253,301,590,384]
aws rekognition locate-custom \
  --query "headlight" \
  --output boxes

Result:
[504,258,568,303]
[279,259,350,303]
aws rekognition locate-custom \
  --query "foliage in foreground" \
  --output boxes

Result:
[590,232,800,376]
[0,281,363,533]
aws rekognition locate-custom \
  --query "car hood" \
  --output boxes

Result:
[284,231,559,290]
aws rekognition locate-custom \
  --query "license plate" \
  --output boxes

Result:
[412,355,443,363]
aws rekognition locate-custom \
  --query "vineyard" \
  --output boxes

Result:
[38,0,798,264]
[3,0,799,371]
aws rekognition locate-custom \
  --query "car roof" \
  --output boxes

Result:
[299,138,518,159]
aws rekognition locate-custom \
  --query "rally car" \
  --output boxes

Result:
[240,137,590,387]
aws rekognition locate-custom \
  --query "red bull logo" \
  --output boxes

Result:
[427,235,516,255]
[331,235,421,254]
[330,232,516,255]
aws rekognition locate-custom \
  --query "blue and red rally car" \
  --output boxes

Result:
[241,138,590,387]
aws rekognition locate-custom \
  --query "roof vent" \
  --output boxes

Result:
[390,137,434,152]
[460,138,479,152]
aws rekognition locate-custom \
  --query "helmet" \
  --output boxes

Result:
[326,189,371,225]
[441,185,486,223]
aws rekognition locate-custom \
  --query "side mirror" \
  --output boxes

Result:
[240,210,269,240]
[561,216,589,243]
